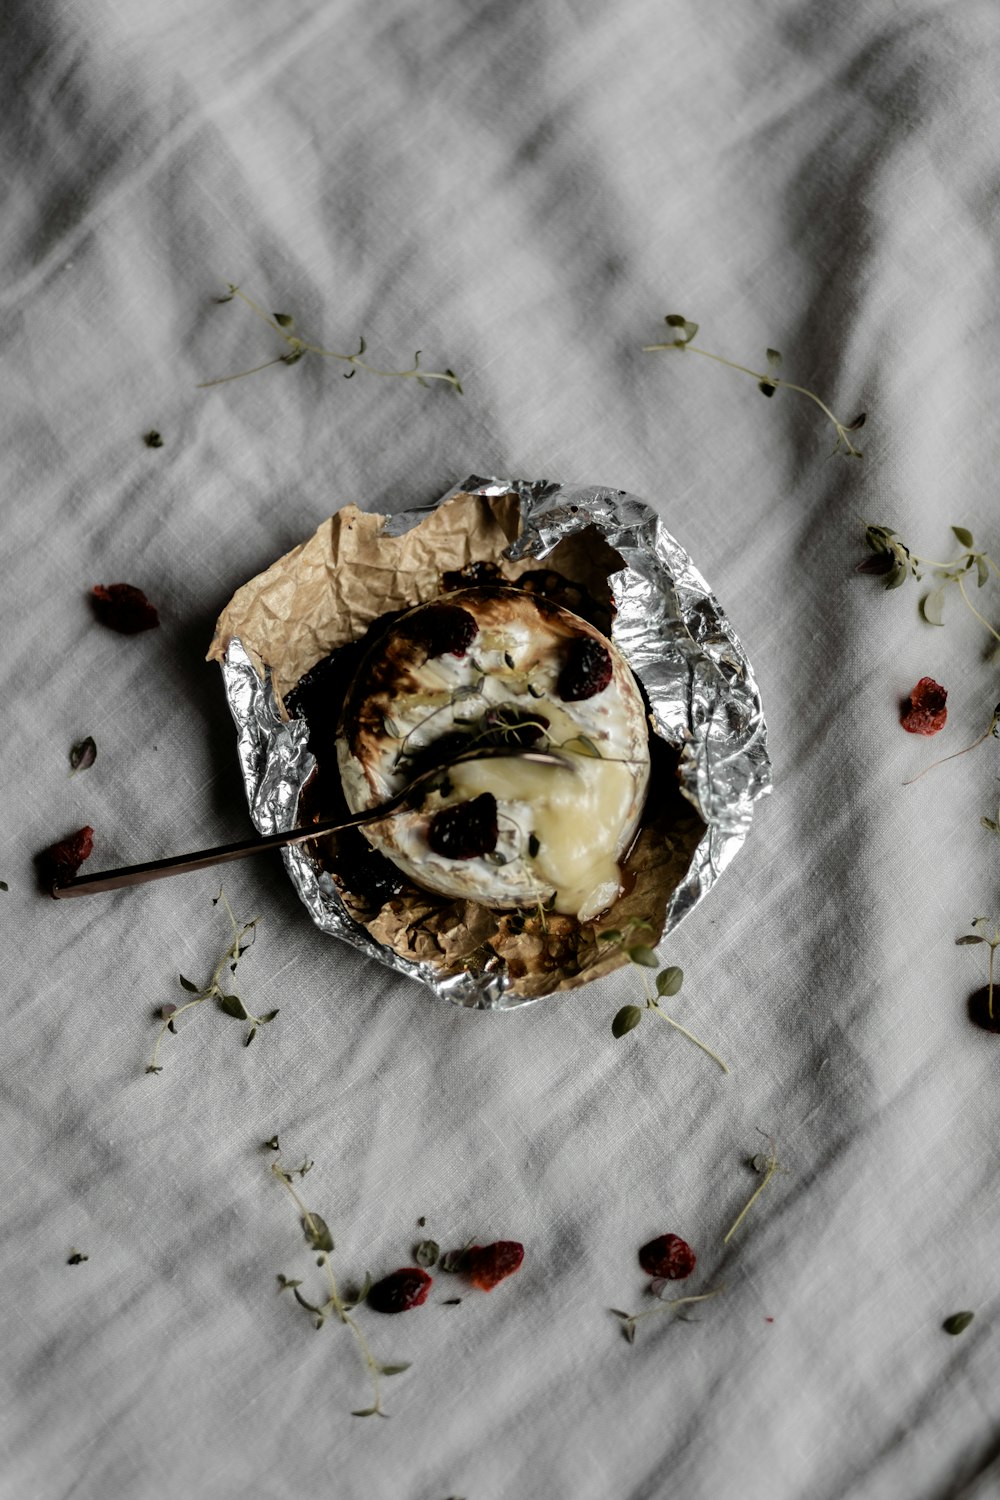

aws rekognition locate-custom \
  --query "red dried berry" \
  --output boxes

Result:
[465,1241,524,1291]
[91,583,160,635]
[402,603,478,659]
[557,636,613,702]
[41,825,95,885]
[638,1233,696,1281]
[367,1267,432,1314]
[901,676,948,735]
[427,793,499,860]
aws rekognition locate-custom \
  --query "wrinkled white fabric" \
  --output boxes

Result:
[4,1,999,1496]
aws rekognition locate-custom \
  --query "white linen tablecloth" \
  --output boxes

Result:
[4,2,1000,1496]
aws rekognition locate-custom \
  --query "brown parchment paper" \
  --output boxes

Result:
[208,493,522,702]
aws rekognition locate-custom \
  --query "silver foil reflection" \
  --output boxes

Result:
[220,477,771,1010]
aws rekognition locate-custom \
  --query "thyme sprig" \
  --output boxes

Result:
[200,286,462,394]
[611,1287,724,1344]
[146,890,276,1074]
[956,918,1000,1023]
[643,315,865,458]
[271,1157,406,1419]
[722,1137,781,1244]
[860,523,1000,636]
[599,920,729,1074]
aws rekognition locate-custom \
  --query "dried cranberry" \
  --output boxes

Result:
[41,826,95,886]
[638,1234,696,1281]
[401,603,478,659]
[427,793,498,859]
[557,636,613,702]
[465,1241,524,1291]
[91,583,160,634]
[367,1267,432,1313]
[968,987,1000,1034]
[901,677,947,735]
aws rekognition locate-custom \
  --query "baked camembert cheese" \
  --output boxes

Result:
[336,587,650,922]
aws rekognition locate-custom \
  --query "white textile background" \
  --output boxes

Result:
[3,2,1000,1497]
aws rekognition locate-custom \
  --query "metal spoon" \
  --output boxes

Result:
[50,747,574,899]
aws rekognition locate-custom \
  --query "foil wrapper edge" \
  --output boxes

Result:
[219,477,771,1011]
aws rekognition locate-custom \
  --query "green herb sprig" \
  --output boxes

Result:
[860,523,1000,630]
[146,890,276,1073]
[599,921,729,1074]
[271,1157,407,1419]
[722,1138,781,1244]
[611,1287,724,1344]
[957,918,1000,1023]
[643,315,866,458]
[200,286,462,394]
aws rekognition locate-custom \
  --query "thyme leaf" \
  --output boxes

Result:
[69,737,97,774]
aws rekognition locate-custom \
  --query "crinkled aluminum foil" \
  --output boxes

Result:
[220,477,770,1009]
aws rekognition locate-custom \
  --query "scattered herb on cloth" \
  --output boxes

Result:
[69,737,97,774]
[957,918,1000,1033]
[611,1286,724,1345]
[271,1155,409,1418]
[644,314,865,458]
[200,286,462,394]
[599,921,729,1073]
[146,890,275,1073]
[723,1138,782,1245]
[860,523,1000,633]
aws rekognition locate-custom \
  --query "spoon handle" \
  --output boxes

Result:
[49,807,386,899]
[49,746,574,899]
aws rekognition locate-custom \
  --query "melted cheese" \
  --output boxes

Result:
[448,751,635,917]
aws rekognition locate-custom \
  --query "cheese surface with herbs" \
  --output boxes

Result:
[336,587,651,920]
